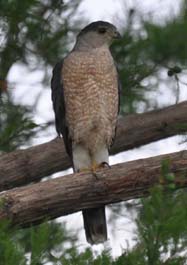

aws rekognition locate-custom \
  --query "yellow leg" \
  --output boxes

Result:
[91,161,99,172]
[77,167,91,173]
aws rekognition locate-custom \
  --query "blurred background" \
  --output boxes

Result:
[1,0,187,264]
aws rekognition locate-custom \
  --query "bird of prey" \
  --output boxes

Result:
[51,21,121,245]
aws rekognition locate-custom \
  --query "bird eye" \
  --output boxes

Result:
[98,27,107,34]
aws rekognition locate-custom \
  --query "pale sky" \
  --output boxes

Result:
[79,0,182,25]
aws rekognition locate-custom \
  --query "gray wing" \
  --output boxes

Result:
[110,64,121,147]
[117,66,121,115]
[51,60,72,157]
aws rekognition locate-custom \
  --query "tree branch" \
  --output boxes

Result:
[1,101,187,191]
[0,150,186,227]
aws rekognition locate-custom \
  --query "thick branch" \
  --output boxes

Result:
[1,101,187,191]
[0,150,187,227]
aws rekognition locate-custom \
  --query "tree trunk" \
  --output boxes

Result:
[0,101,187,191]
[0,150,186,228]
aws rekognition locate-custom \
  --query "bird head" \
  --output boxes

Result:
[75,21,121,50]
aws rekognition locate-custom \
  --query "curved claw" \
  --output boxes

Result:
[99,162,111,169]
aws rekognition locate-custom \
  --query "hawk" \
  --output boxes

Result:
[51,21,121,244]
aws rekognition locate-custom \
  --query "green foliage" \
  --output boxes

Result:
[111,12,156,113]
[111,4,187,113]
[160,159,176,189]
[0,0,81,78]
[0,220,26,265]
[0,220,78,265]
[135,186,187,265]
[109,186,187,265]
[143,18,187,65]
[0,98,38,152]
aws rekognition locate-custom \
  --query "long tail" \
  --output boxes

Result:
[83,206,107,244]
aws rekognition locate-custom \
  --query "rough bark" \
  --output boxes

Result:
[0,150,186,227]
[0,101,187,191]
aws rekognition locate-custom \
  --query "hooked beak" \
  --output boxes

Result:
[113,30,122,39]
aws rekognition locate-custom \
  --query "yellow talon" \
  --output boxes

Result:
[78,161,110,174]
[92,161,110,171]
